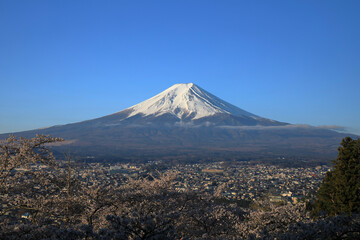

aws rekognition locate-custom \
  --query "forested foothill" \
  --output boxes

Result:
[1,135,359,239]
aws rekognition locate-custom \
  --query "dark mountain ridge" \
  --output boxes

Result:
[0,83,354,164]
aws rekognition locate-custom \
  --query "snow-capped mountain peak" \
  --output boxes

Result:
[126,83,258,120]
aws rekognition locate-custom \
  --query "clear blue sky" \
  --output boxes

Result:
[1,0,359,135]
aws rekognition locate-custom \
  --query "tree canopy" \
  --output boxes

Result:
[314,137,360,216]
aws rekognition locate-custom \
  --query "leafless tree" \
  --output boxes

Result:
[0,134,63,189]
[0,135,63,219]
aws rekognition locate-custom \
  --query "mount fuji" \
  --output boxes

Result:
[101,83,286,127]
[128,83,253,120]
[0,83,352,164]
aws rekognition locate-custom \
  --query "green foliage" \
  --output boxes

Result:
[313,137,360,216]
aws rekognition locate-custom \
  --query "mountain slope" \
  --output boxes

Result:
[0,83,353,163]
[127,83,258,119]
[99,83,286,126]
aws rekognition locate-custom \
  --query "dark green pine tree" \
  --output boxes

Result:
[313,137,360,216]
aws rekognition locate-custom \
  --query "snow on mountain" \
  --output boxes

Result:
[0,83,349,161]
[126,83,259,120]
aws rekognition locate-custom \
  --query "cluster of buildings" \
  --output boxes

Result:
[106,161,331,204]
[1,161,330,223]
